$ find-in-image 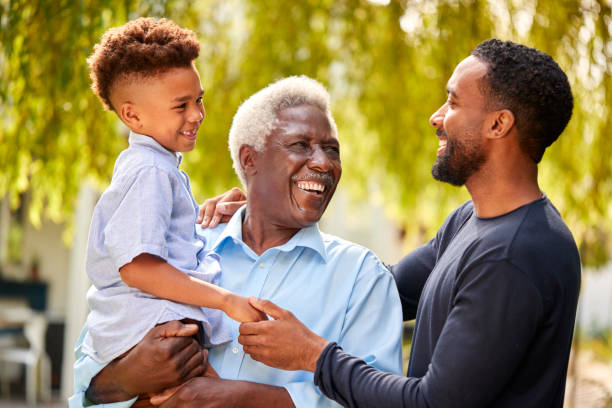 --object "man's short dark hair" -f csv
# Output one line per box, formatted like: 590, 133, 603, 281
471, 39, 573, 163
